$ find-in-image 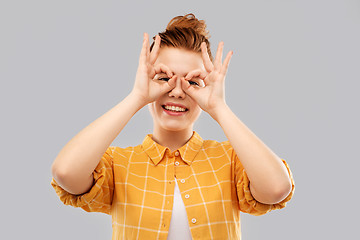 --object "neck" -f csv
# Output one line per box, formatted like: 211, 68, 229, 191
151, 127, 194, 152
